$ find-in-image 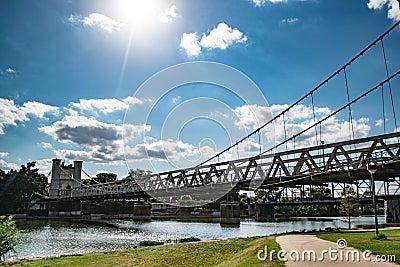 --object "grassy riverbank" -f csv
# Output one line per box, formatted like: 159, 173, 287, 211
5, 236, 283, 267
318, 229, 400, 264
